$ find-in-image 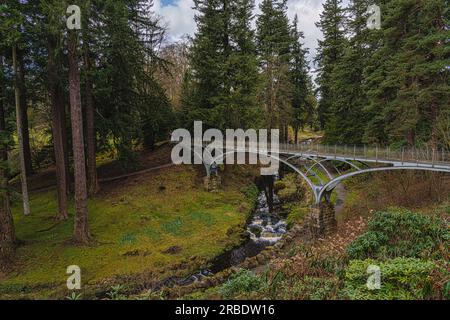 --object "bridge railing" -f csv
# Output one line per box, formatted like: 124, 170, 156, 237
192, 140, 450, 166
278, 143, 450, 166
